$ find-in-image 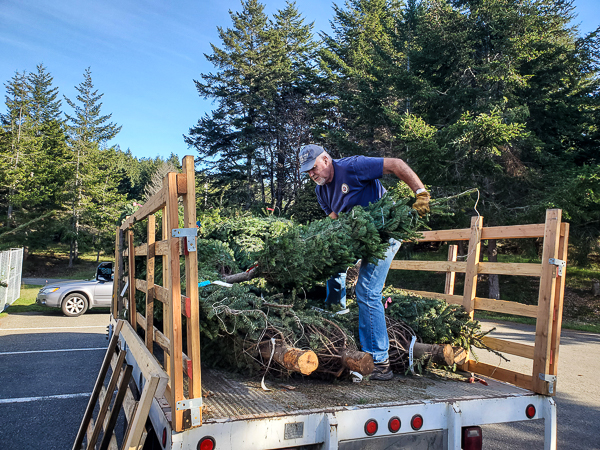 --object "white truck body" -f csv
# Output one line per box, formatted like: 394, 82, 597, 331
115, 328, 556, 450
